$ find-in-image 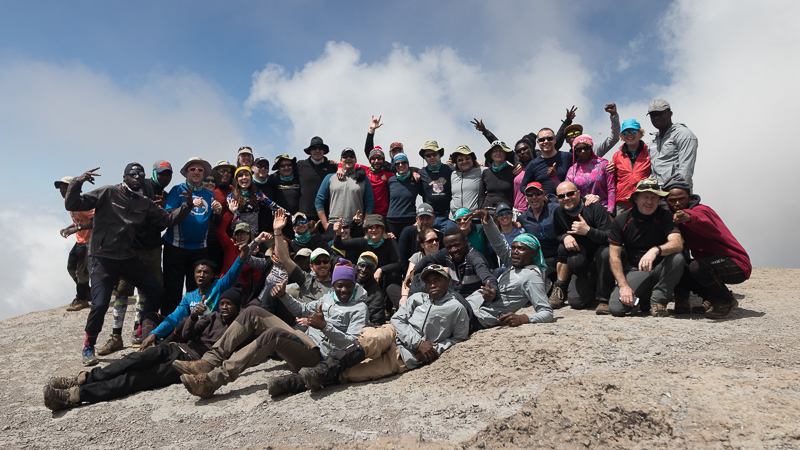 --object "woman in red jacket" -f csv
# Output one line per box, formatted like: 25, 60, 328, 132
611, 119, 651, 216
